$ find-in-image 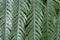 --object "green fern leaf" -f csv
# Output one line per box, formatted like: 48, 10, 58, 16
41, 0, 57, 40
0, 0, 13, 40
25, 0, 43, 40
11, 0, 27, 40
